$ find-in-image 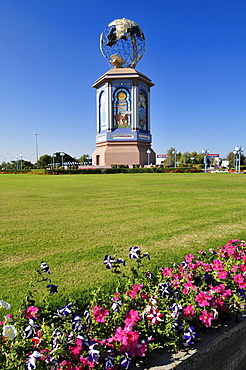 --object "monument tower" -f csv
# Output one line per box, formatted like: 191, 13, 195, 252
92, 18, 156, 167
